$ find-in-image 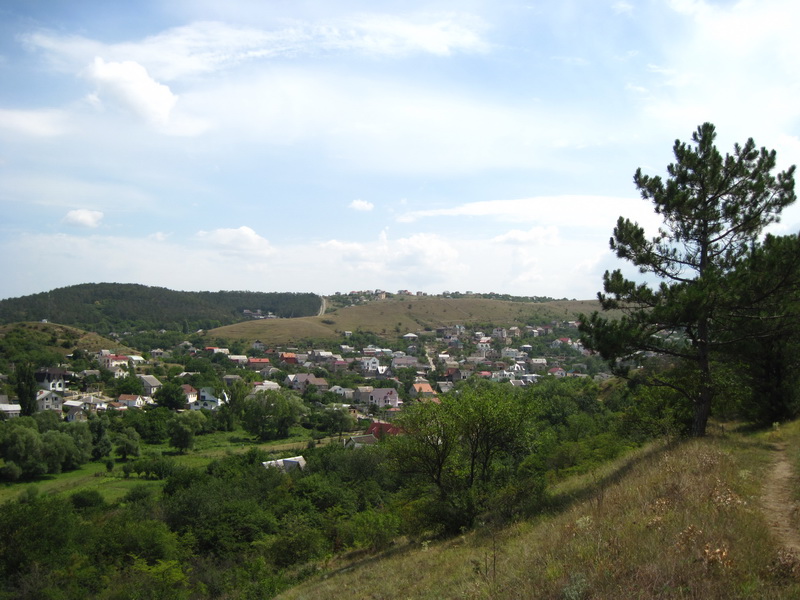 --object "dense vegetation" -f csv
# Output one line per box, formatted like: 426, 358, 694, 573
0, 284, 322, 333
0, 376, 660, 599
